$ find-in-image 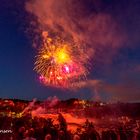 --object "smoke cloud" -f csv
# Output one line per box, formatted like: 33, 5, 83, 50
102, 81, 140, 102
25, 0, 126, 58
21, 96, 60, 116
44, 96, 60, 108
22, 98, 37, 114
